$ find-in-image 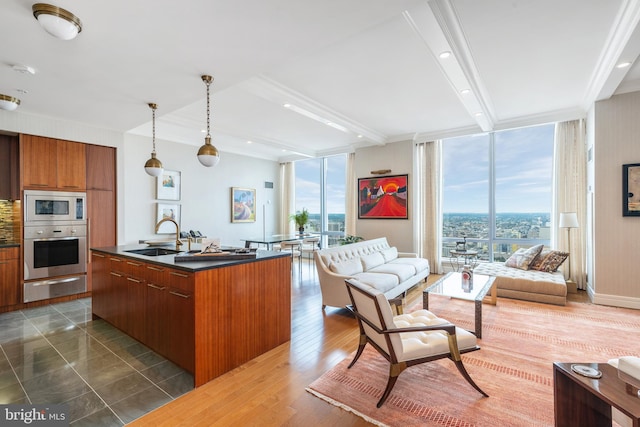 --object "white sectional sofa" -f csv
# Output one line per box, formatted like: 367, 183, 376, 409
314, 237, 430, 309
